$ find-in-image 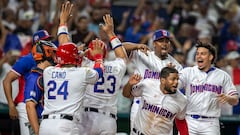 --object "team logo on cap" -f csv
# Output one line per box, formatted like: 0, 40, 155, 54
34, 35, 39, 42
162, 30, 168, 36
44, 30, 49, 36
